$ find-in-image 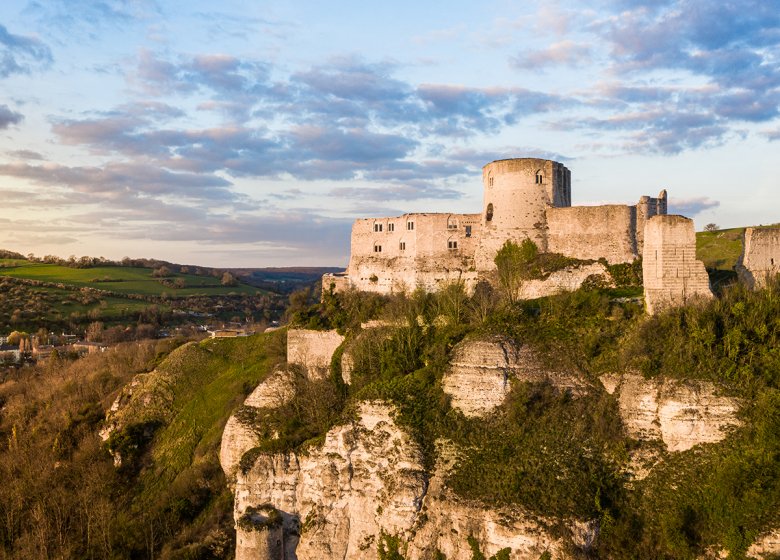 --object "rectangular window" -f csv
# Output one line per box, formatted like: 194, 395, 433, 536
448, 241, 458, 249
374, 223, 383, 232
447, 222, 457, 229
465, 225, 472, 238
399, 242, 406, 250
388, 223, 394, 232
374, 245, 382, 253
407, 221, 414, 230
